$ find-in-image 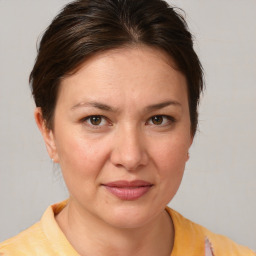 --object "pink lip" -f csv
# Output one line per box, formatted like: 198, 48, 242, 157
102, 180, 153, 200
